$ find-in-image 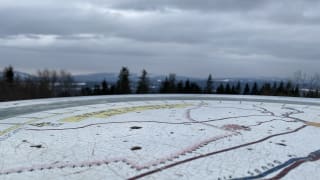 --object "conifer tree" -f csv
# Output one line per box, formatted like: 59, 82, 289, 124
136, 69, 150, 94
261, 83, 272, 95
293, 85, 300, 97
276, 81, 284, 96
177, 80, 184, 93
168, 74, 177, 93
216, 84, 225, 94
205, 74, 213, 94
285, 81, 293, 96
231, 85, 236, 94
251, 82, 259, 95
271, 82, 278, 95
101, 79, 109, 95
3, 66, 14, 83
160, 78, 170, 93
190, 82, 202, 94
116, 67, 131, 94
184, 80, 191, 93
244, 83, 250, 95
235, 81, 241, 94
93, 85, 101, 95
225, 83, 231, 94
